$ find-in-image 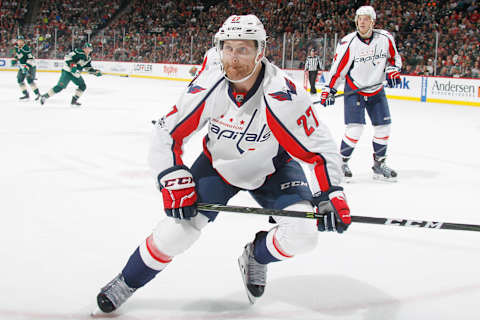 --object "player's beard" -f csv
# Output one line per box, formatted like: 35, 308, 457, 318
223, 61, 255, 81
